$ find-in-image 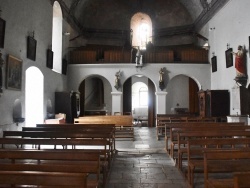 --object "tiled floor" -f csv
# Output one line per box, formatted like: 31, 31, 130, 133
106, 127, 188, 188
